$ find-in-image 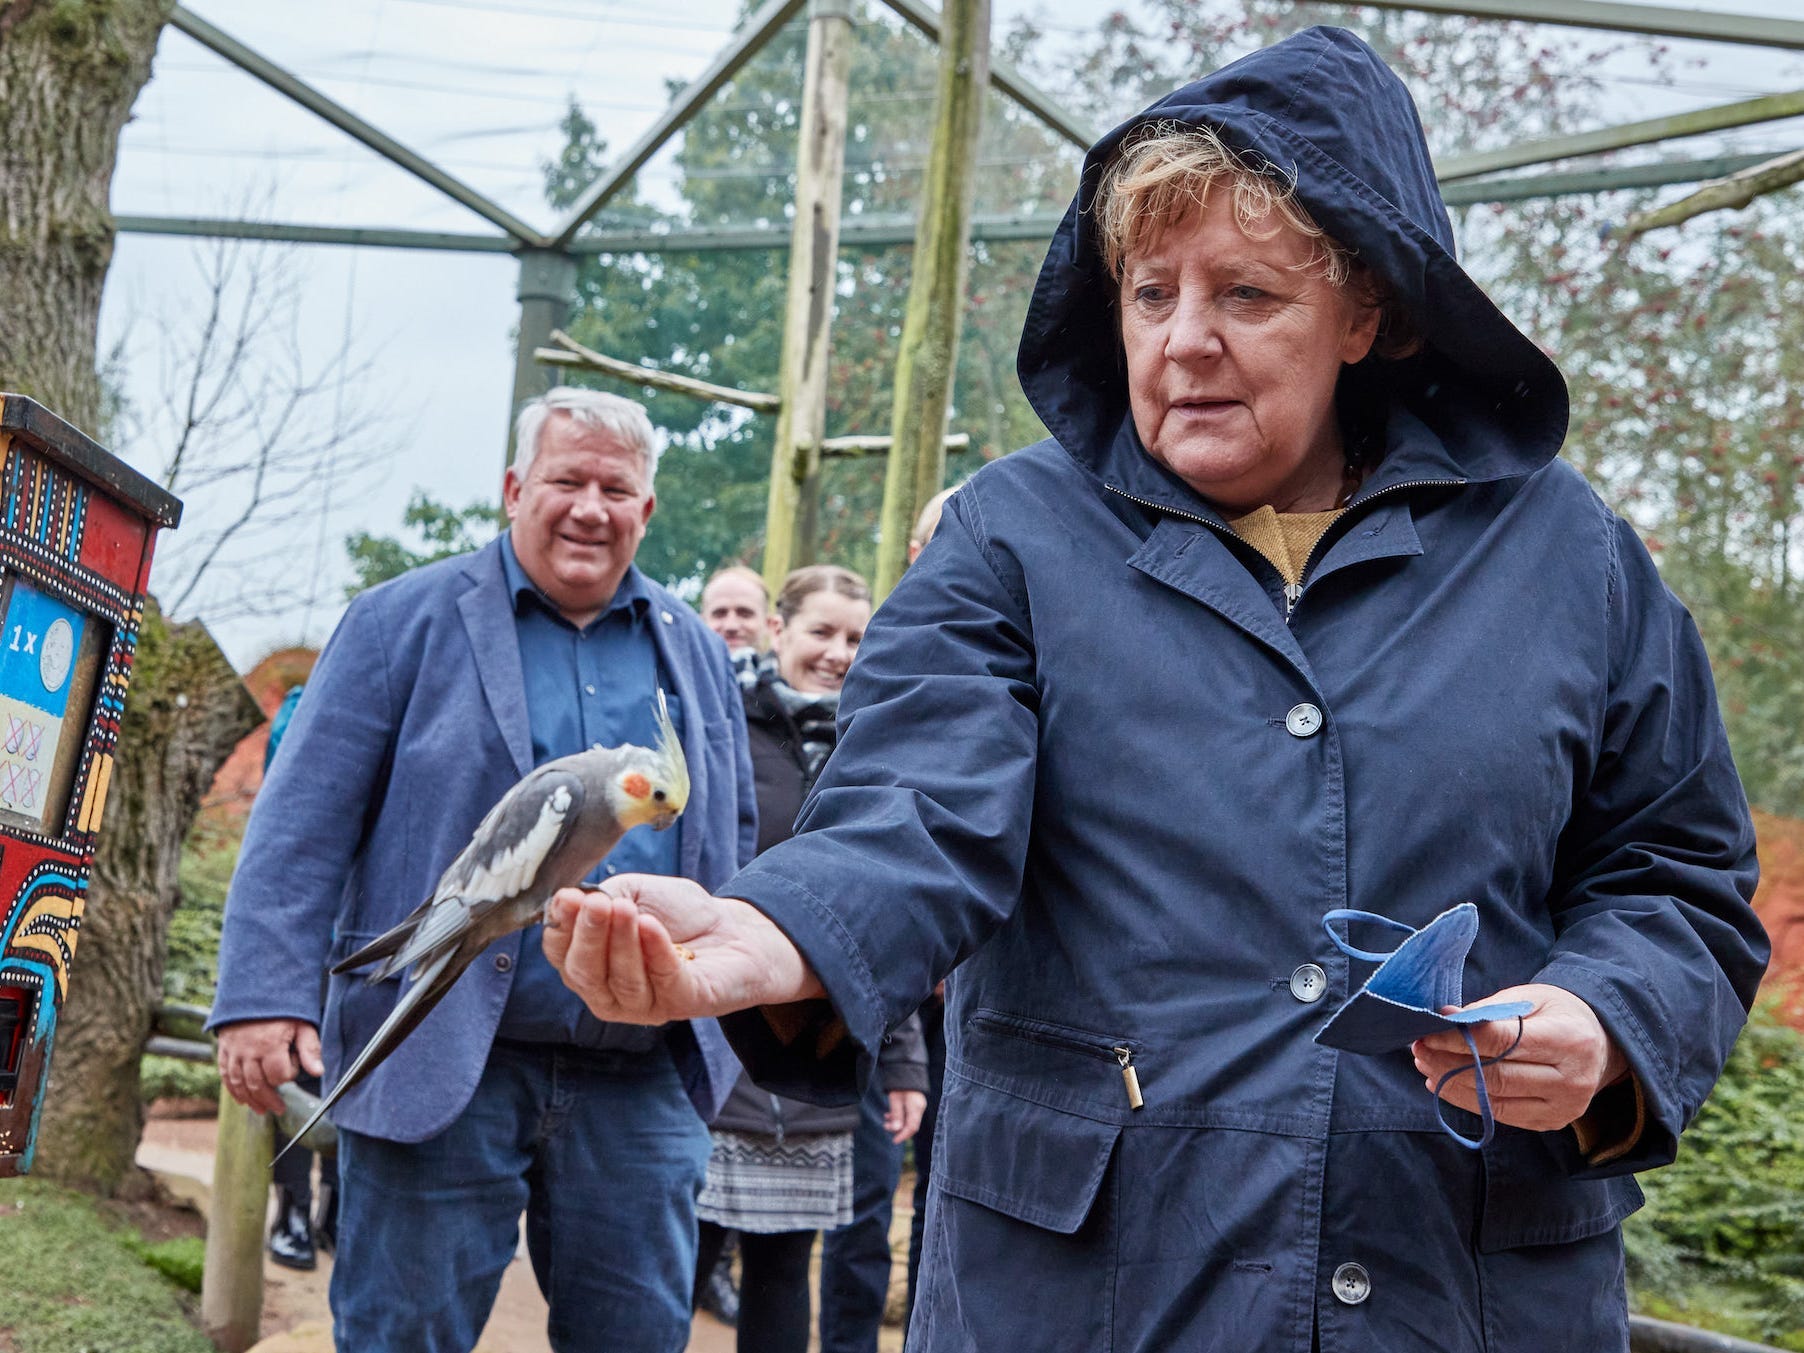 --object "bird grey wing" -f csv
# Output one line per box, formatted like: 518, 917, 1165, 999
439, 766, 586, 905
367, 769, 587, 981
